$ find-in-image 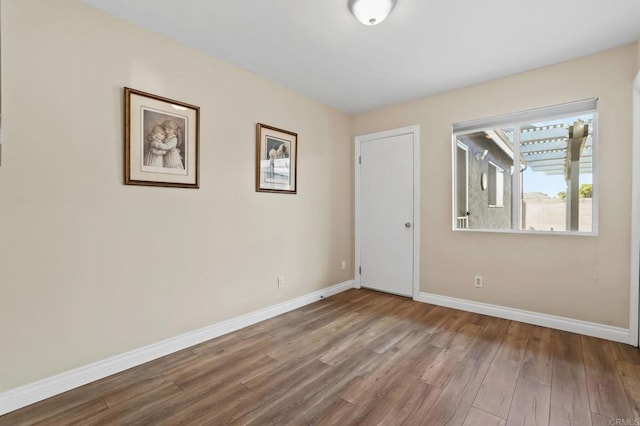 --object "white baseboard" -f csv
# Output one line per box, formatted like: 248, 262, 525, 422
0, 280, 355, 416
416, 291, 632, 345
